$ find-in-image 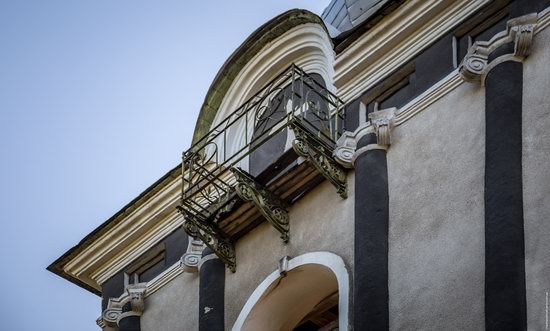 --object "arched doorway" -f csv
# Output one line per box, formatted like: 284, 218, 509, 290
233, 252, 349, 331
